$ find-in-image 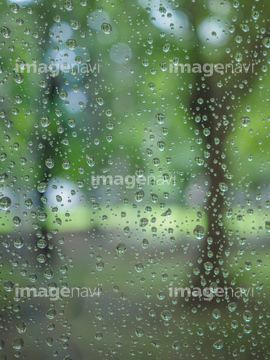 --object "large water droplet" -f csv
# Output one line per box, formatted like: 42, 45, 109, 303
101, 23, 112, 34
1, 26, 11, 38
86, 155, 95, 167
0, 196, 12, 210
16, 321, 26, 334
240, 115, 250, 127
193, 225, 205, 240
13, 72, 24, 84
228, 302, 237, 312
213, 339, 224, 350
219, 182, 228, 192
66, 38, 77, 50
14, 236, 24, 249
116, 243, 127, 255
40, 115, 50, 127
135, 262, 144, 272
